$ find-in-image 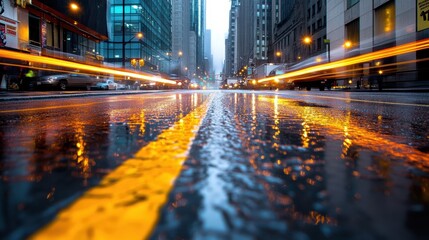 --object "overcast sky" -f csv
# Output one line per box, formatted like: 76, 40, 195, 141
206, 0, 230, 74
